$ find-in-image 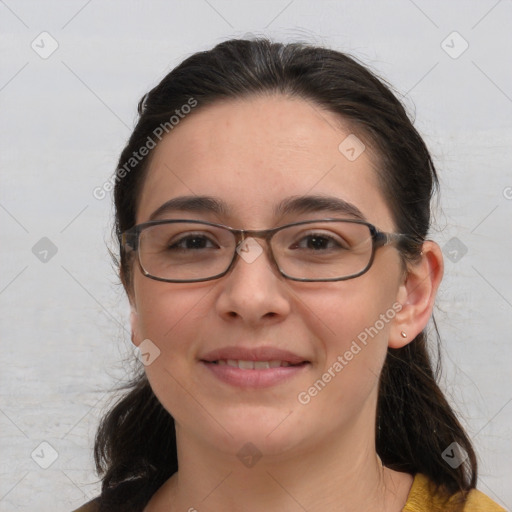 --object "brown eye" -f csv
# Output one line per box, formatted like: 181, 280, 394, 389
291, 232, 348, 251
169, 234, 218, 250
